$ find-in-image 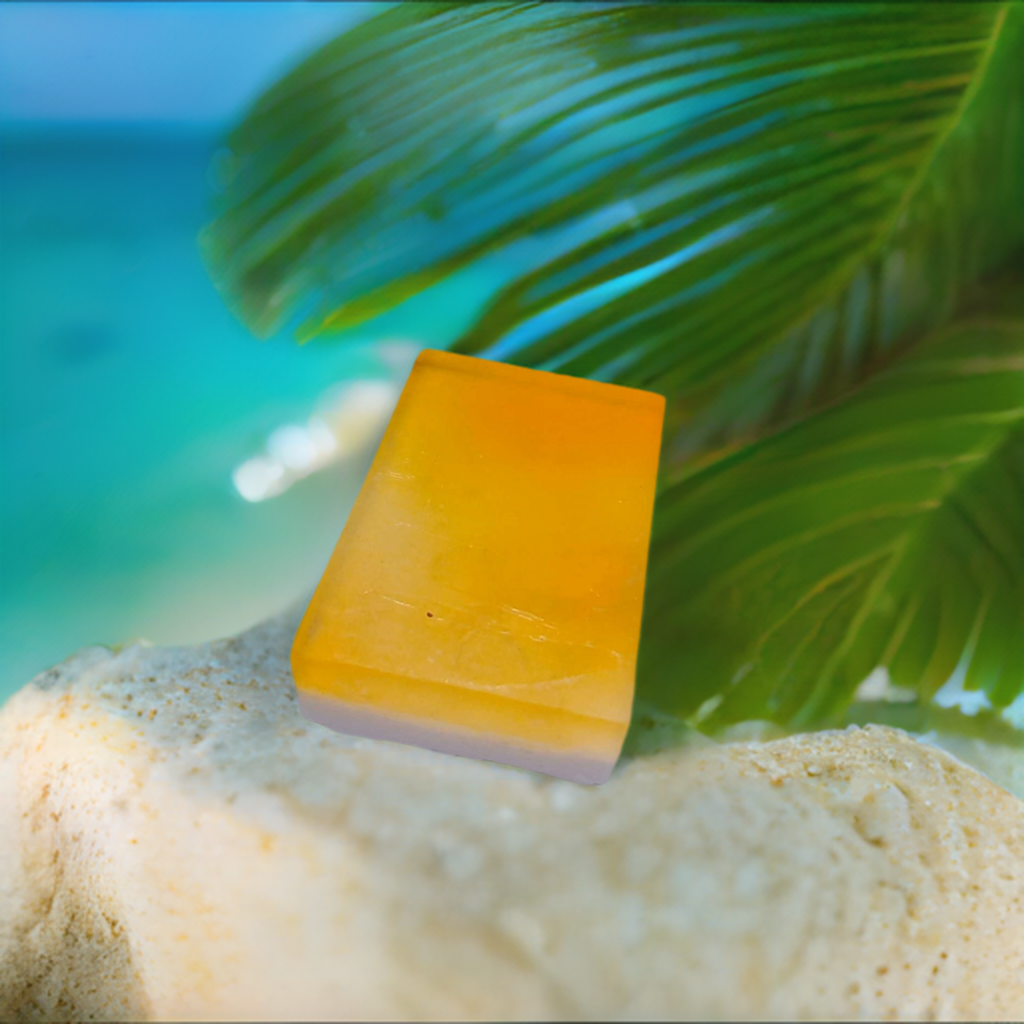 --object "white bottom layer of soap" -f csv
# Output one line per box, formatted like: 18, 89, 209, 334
297, 689, 616, 785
